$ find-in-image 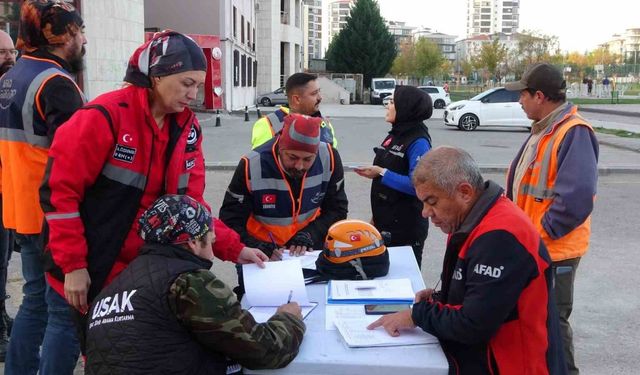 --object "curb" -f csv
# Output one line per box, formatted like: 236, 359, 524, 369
579, 106, 640, 118
204, 163, 640, 175
598, 139, 640, 154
